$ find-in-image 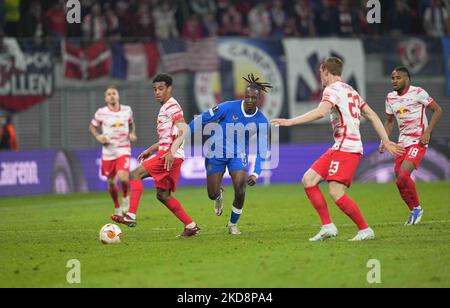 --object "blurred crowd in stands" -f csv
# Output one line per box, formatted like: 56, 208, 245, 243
0, 0, 449, 45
